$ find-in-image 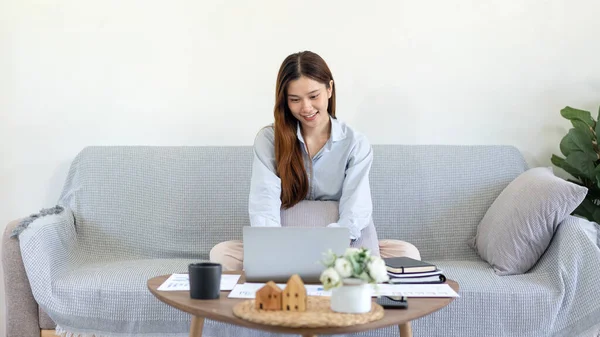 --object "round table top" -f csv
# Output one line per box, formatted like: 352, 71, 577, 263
147, 272, 459, 335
